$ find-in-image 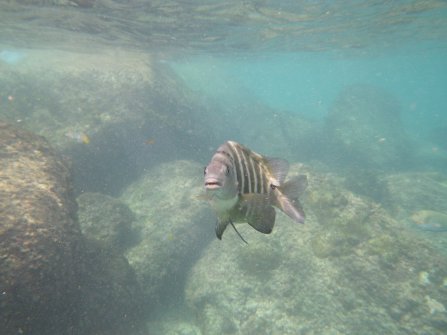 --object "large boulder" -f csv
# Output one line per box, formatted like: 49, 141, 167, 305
381, 171, 447, 251
0, 122, 82, 334
76, 240, 146, 335
0, 122, 146, 335
382, 172, 447, 215
324, 84, 413, 169
0, 48, 213, 196
185, 165, 447, 335
121, 160, 215, 307
77, 192, 139, 251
